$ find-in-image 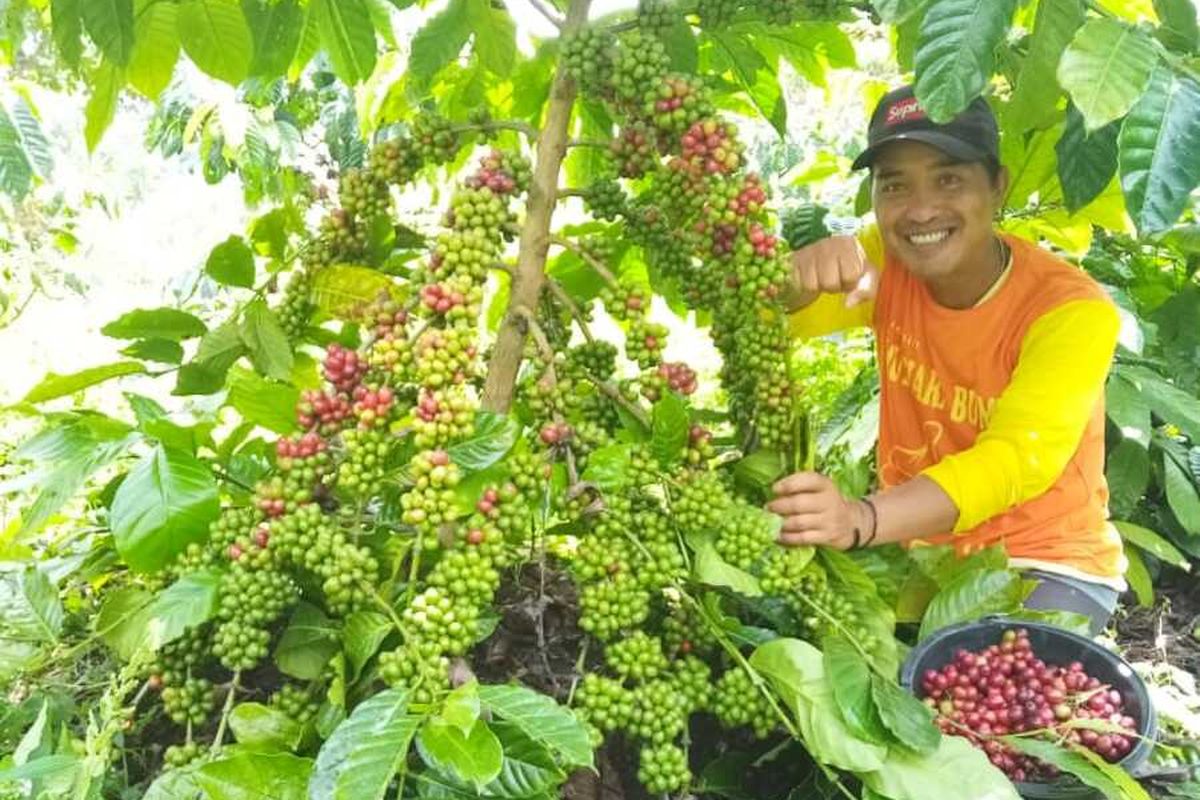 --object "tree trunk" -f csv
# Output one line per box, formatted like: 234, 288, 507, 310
480, 0, 592, 413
